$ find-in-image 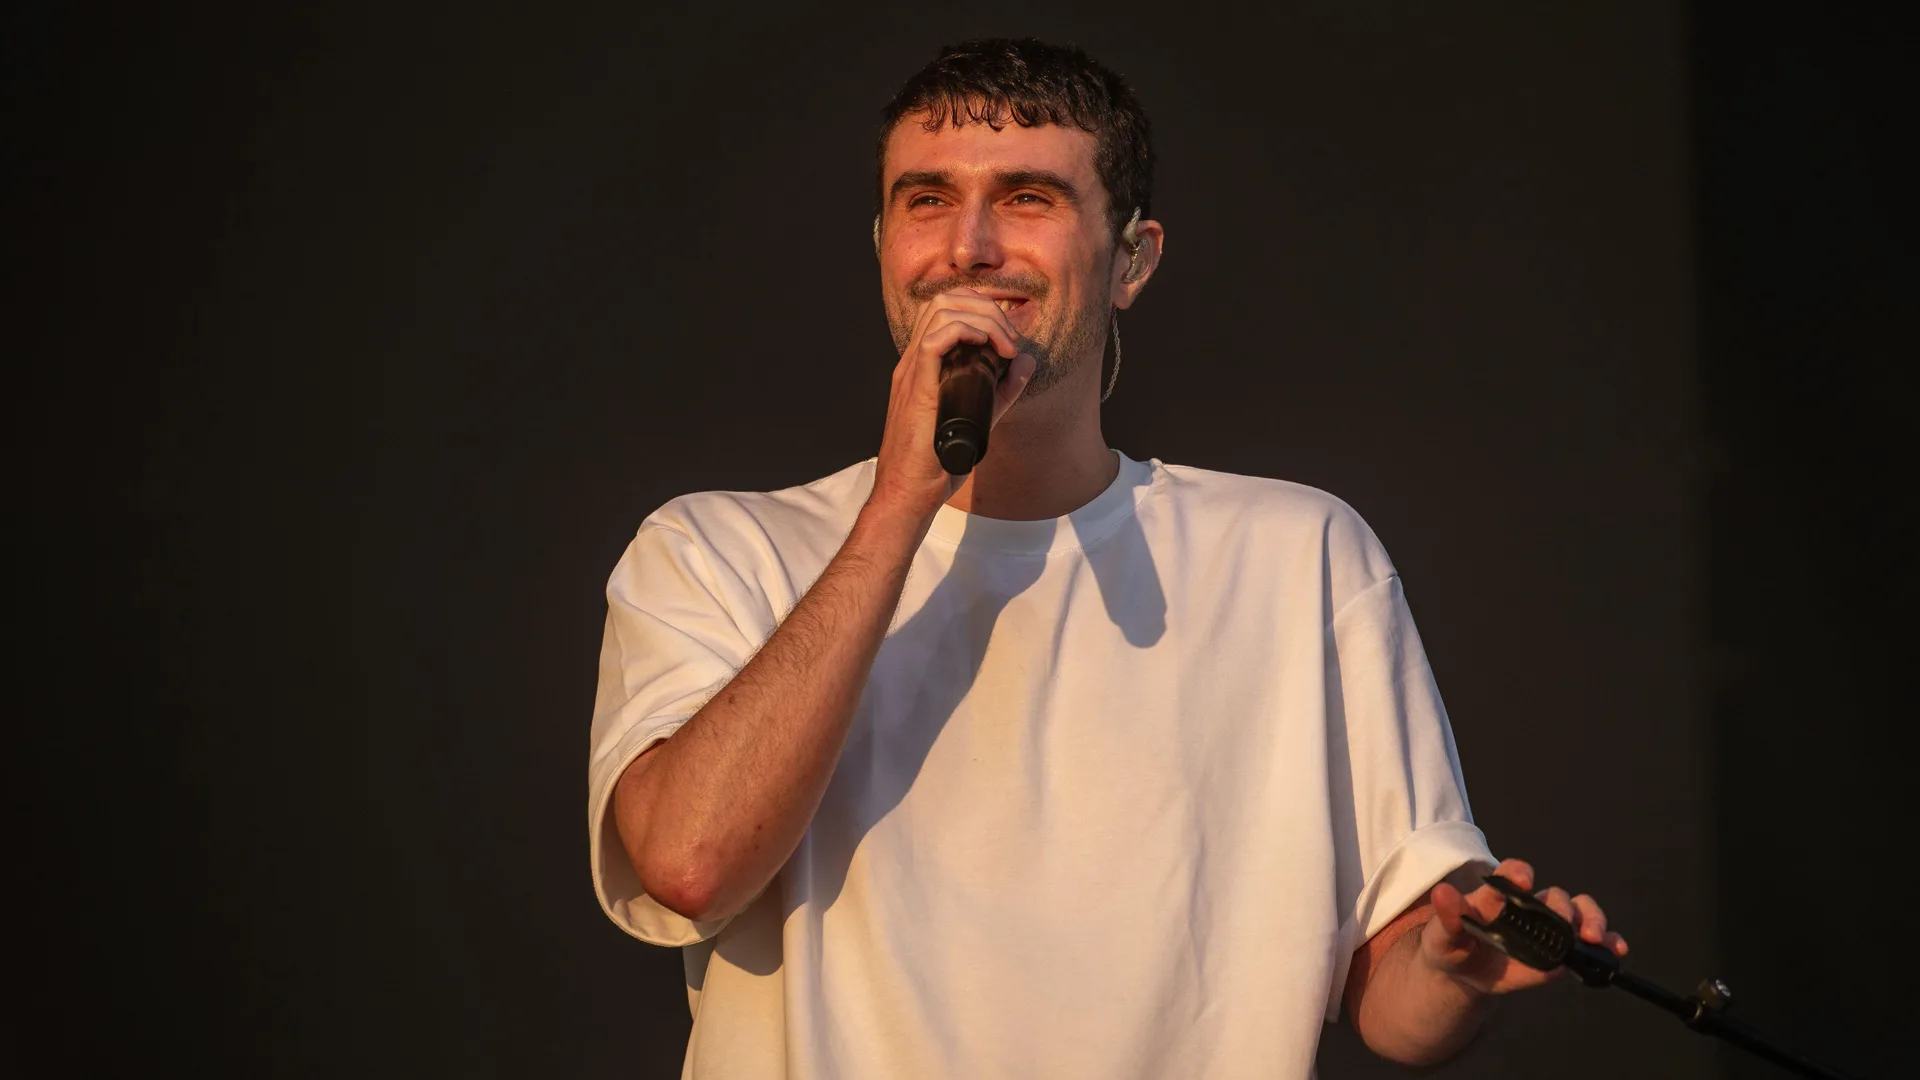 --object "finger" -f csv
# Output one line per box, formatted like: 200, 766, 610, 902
922, 291, 1023, 355
1571, 894, 1608, 943
901, 293, 1011, 359
1459, 879, 1507, 925
938, 286, 1024, 323
989, 353, 1037, 425
1603, 931, 1629, 956
1494, 858, 1534, 893
1429, 881, 1467, 937
910, 322, 993, 386
917, 314, 1018, 370
1537, 886, 1575, 926
921, 307, 1021, 360
1465, 862, 1528, 922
